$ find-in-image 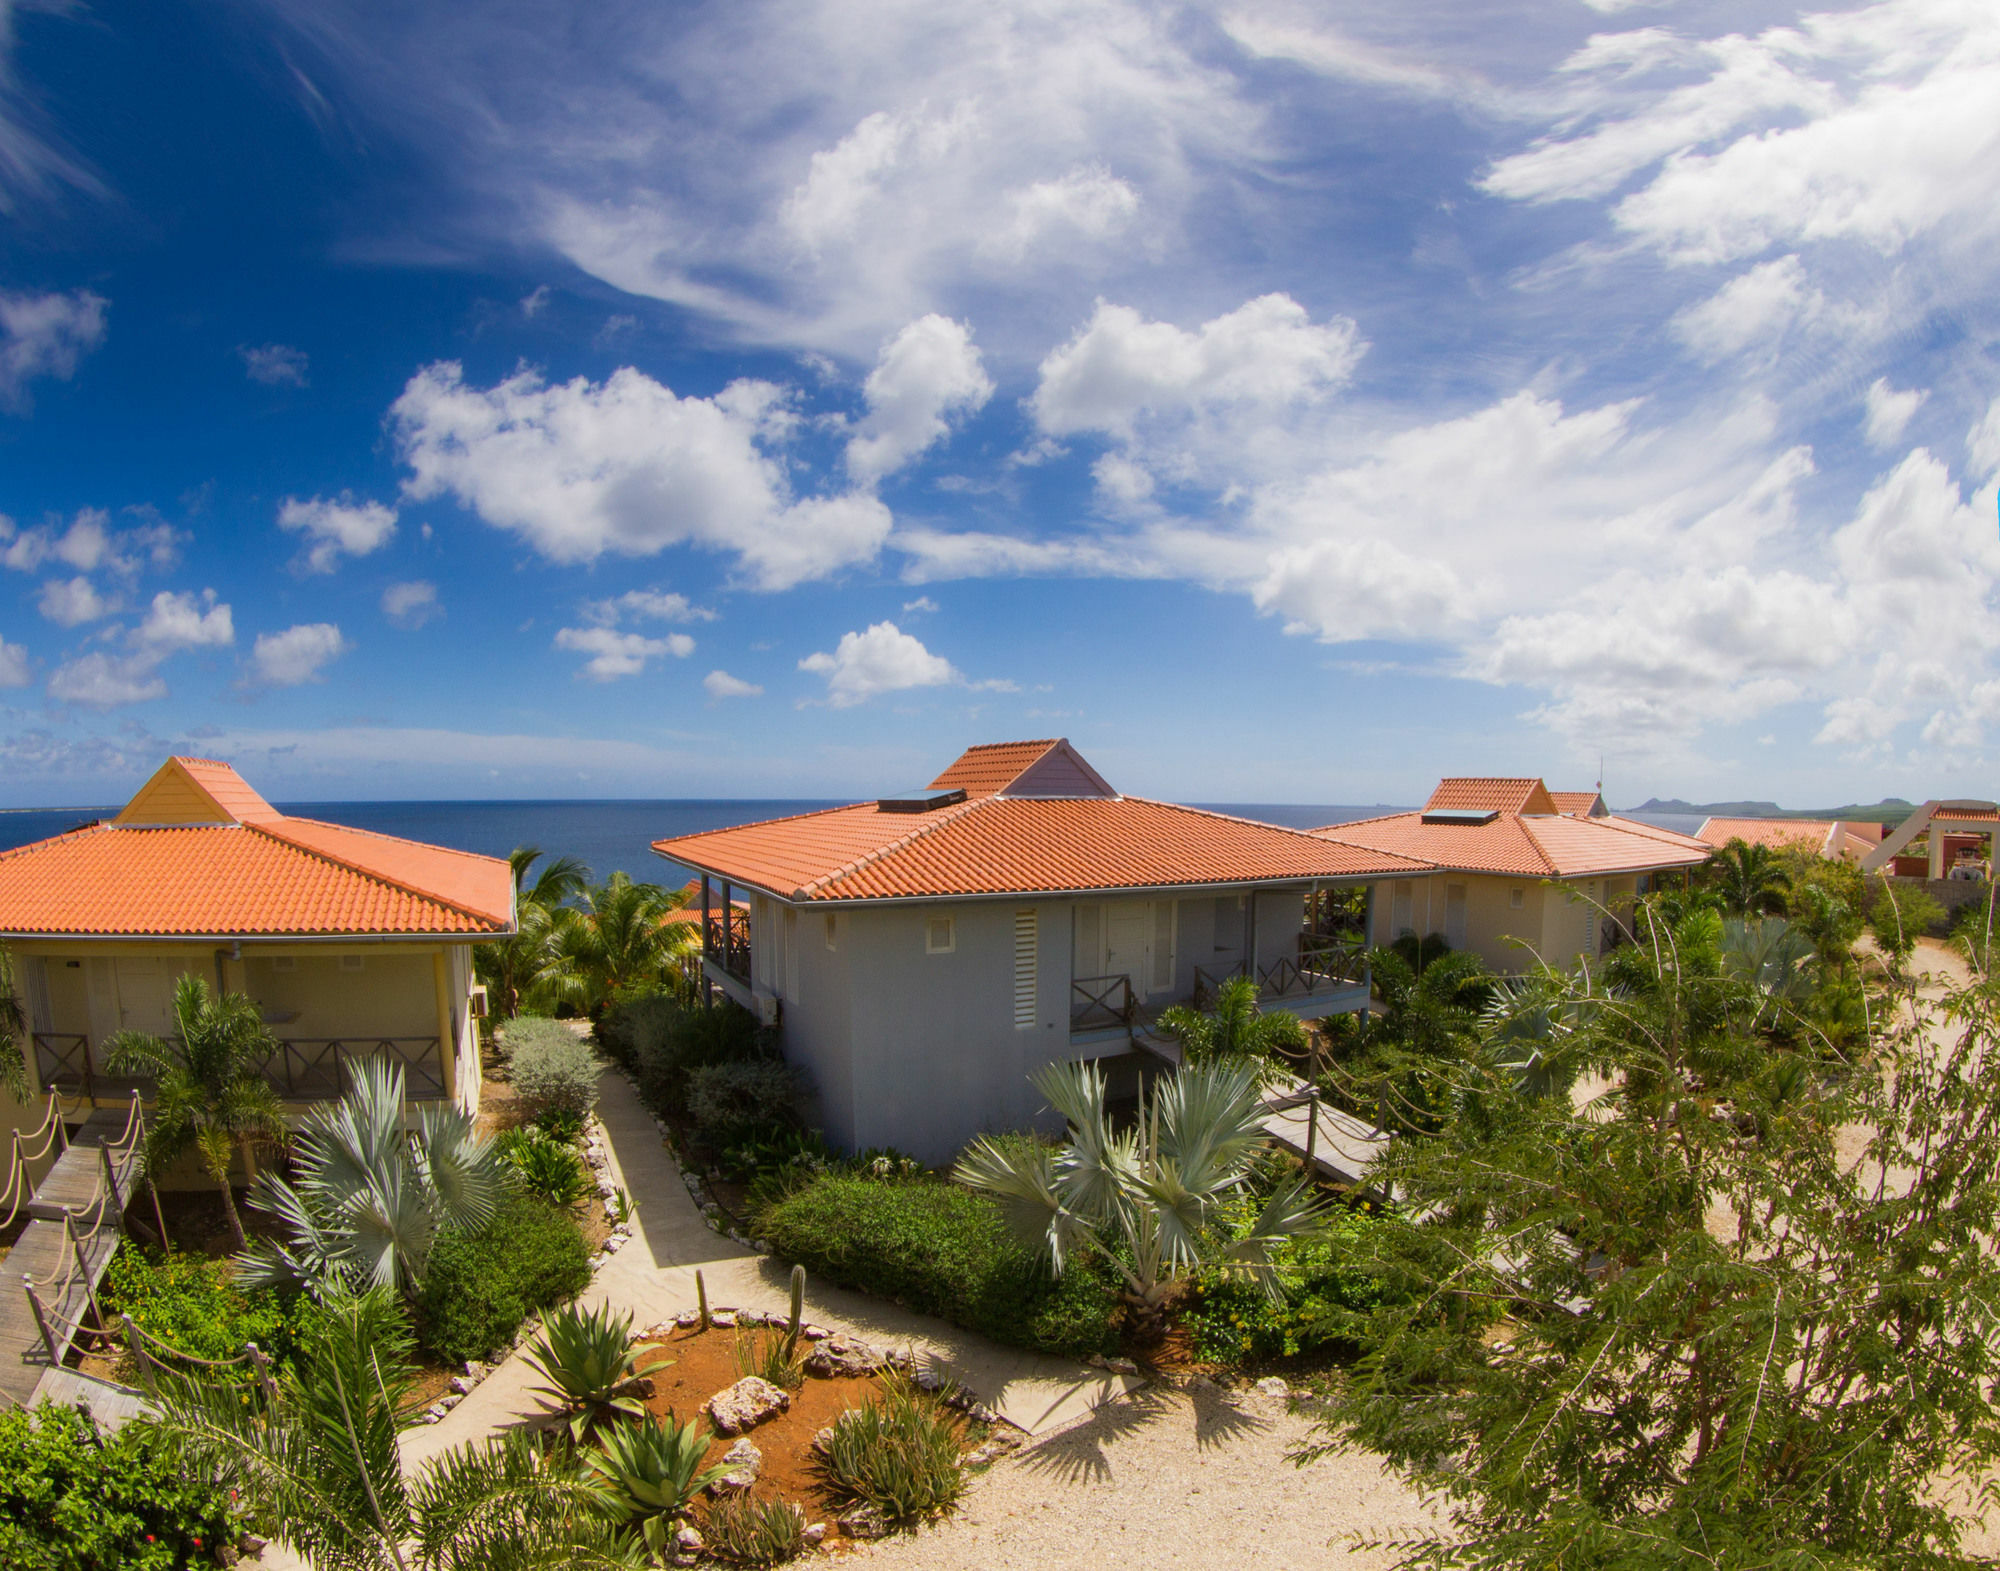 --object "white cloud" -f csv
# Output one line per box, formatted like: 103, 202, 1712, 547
0, 508, 176, 577
47, 653, 166, 709
135, 590, 235, 657
554, 625, 695, 680
0, 640, 28, 688
1971, 396, 2000, 482
989, 165, 1141, 261
798, 620, 966, 706
37, 576, 118, 626
580, 588, 713, 626
249, 623, 348, 687
381, 580, 441, 629
391, 361, 892, 590
239, 343, 309, 386
0, 289, 107, 410
1671, 256, 1821, 364
704, 669, 764, 699
278, 494, 398, 572
845, 315, 993, 483
901, 595, 939, 615
1863, 379, 1928, 450
521, 285, 551, 318
1030, 295, 1362, 443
